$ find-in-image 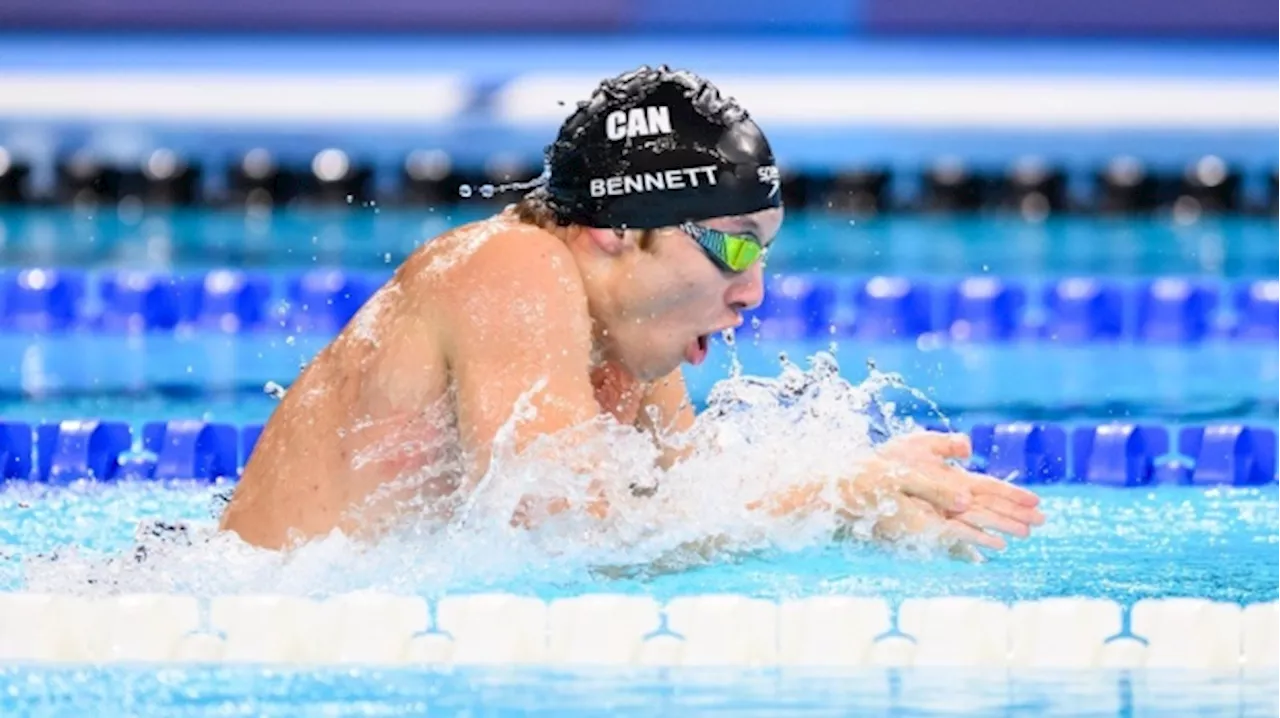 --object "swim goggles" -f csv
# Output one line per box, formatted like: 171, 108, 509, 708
680, 221, 766, 273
